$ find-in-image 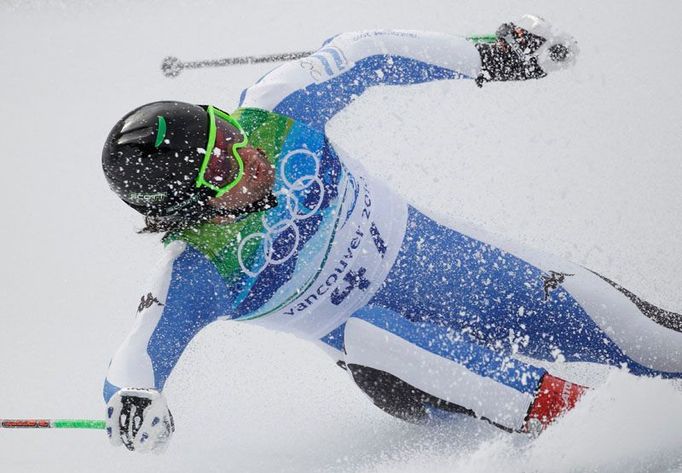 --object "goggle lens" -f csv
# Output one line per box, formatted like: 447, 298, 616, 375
195, 105, 247, 197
